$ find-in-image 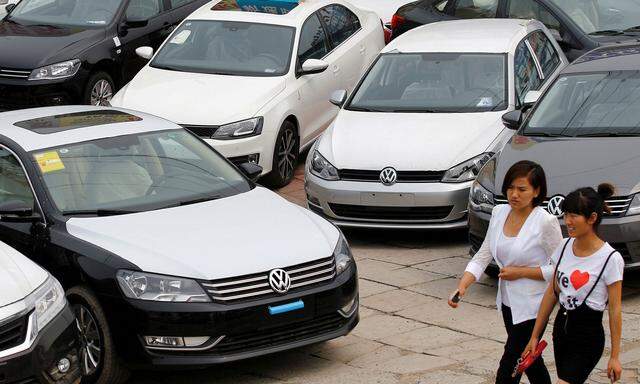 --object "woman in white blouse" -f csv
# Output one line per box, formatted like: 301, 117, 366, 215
448, 161, 563, 384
